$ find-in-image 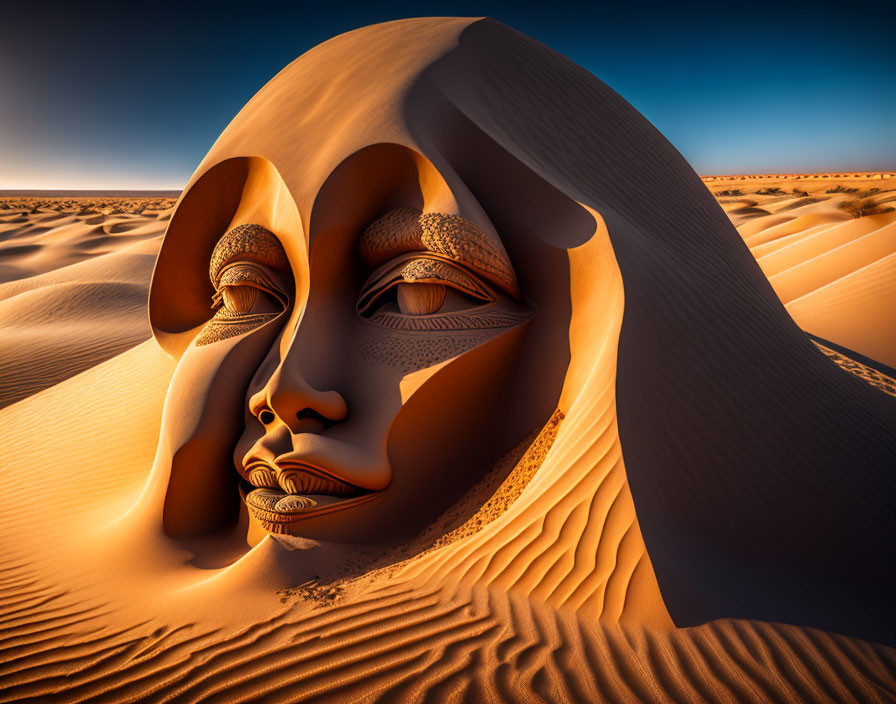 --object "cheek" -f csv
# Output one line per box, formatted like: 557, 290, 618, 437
356, 329, 493, 373
157, 321, 284, 537
382, 325, 530, 497
161, 322, 283, 448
